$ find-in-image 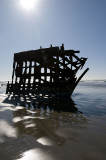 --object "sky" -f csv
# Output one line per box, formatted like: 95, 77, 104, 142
0, 0, 106, 81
